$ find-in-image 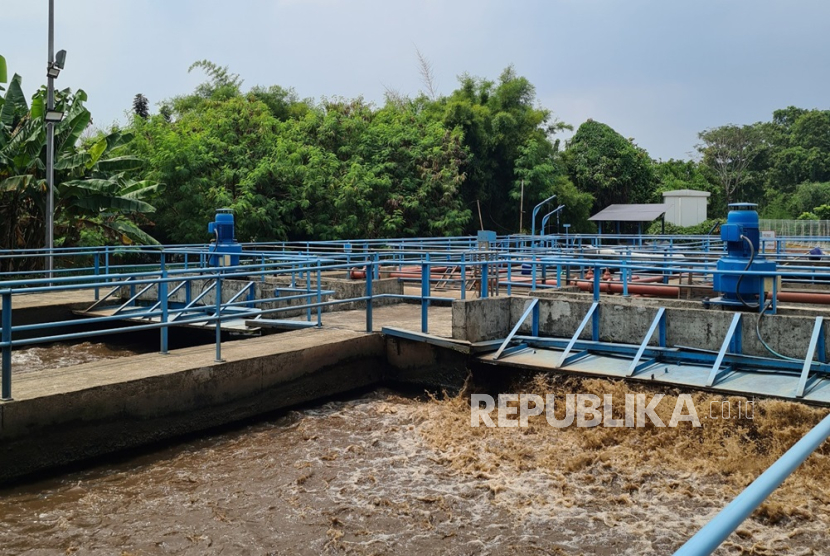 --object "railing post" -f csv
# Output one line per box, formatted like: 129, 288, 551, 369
316, 259, 322, 327
460, 253, 467, 300
506, 255, 512, 296
215, 275, 224, 362
2, 292, 12, 400
622, 264, 629, 297
481, 259, 489, 299
247, 282, 256, 309
421, 256, 430, 333
94, 252, 100, 300
532, 299, 540, 336
531, 255, 537, 291
366, 255, 373, 333
104, 245, 110, 280
160, 253, 168, 354
306, 264, 312, 322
